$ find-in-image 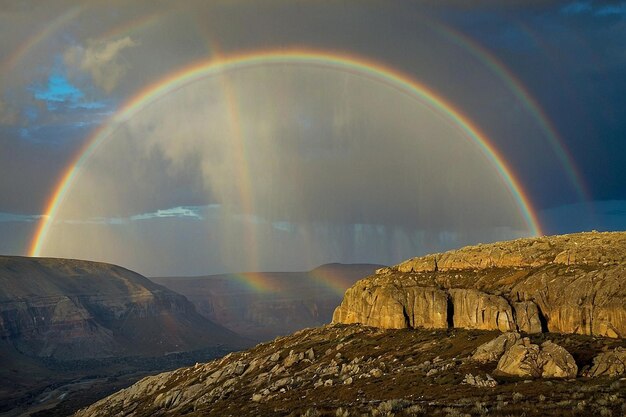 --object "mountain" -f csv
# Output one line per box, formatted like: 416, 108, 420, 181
0, 256, 249, 415
0, 256, 246, 360
151, 263, 383, 341
74, 232, 626, 417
